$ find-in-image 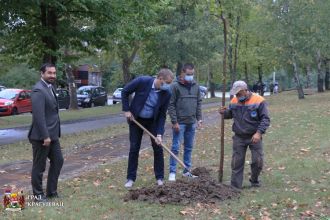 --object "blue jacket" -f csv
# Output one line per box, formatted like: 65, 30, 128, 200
121, 76, 171, 135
